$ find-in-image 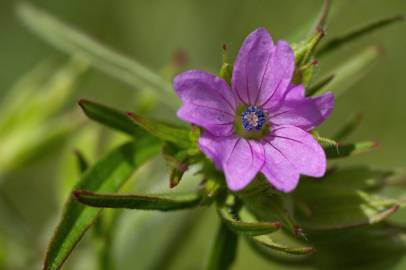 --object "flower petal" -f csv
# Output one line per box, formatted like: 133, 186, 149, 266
261, 143, 300, 192
174, 70, 237, 136
198, 132, 264, 191
258, 41, 295, 109
264, 125, 326, 178
232, 27, 274, 105
269, 85, 334, 131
